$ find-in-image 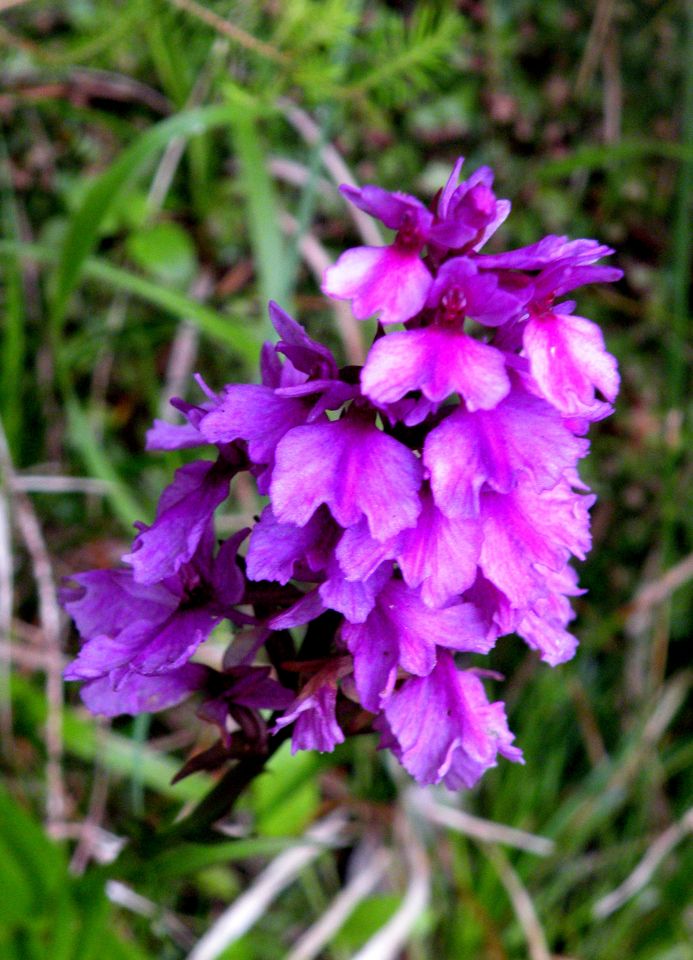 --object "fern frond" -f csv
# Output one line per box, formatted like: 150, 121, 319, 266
345, 7, 466, 106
